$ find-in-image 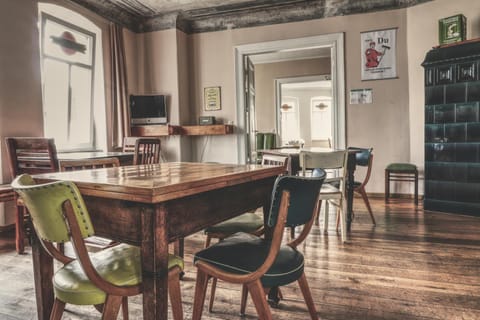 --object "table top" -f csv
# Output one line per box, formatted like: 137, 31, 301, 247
57, 151, 133, 160
260, 147, 336, 155
33, 162, 284, 203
